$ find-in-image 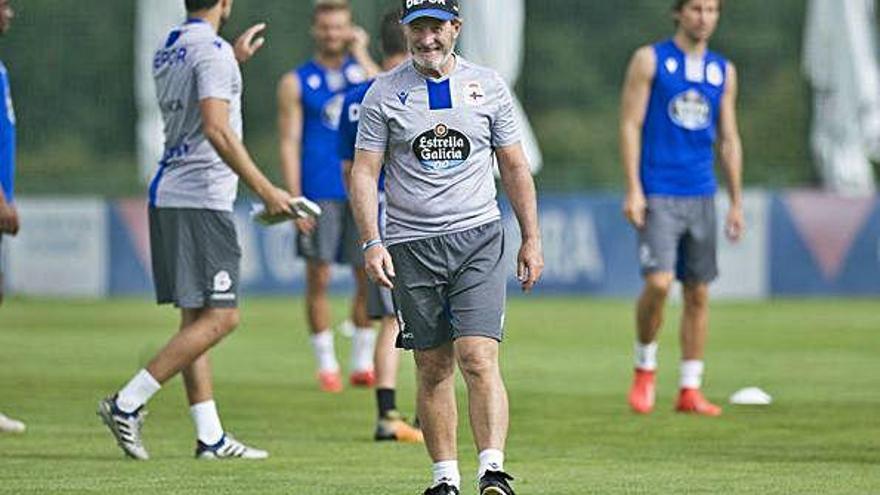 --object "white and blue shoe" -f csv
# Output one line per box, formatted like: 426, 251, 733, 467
0, 412, 26, 434
195, 433, 269, 460
97, 396, 149, 460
